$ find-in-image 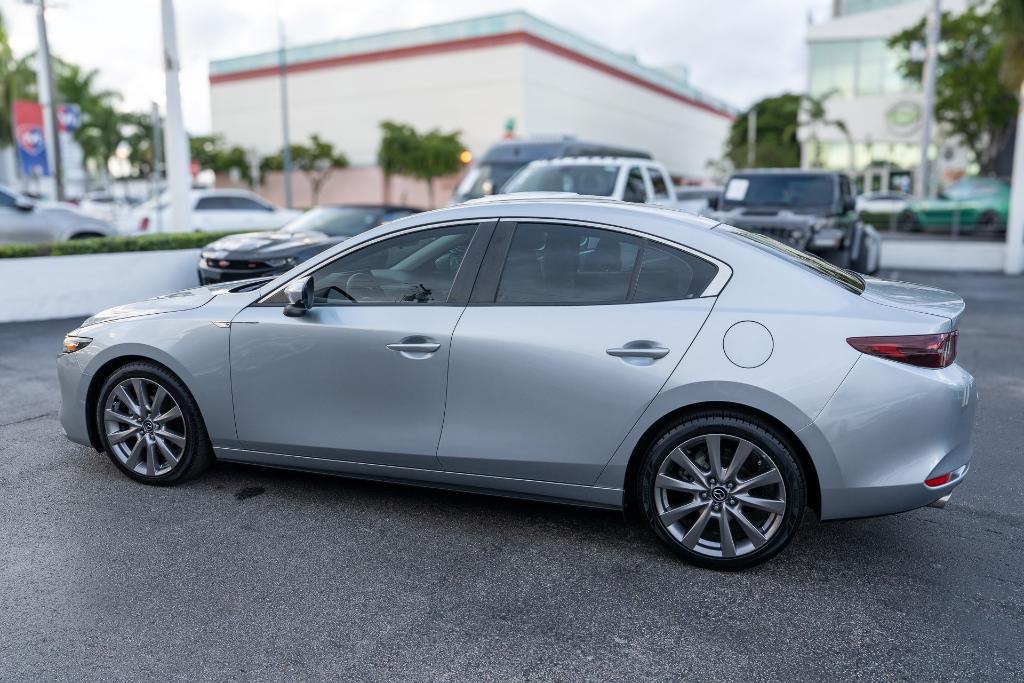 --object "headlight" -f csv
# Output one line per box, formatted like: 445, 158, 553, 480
62, 335, 92, 354
265, 256, 298, 268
